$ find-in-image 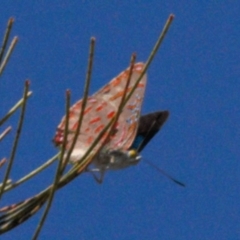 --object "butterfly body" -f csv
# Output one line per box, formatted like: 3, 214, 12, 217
92, 149, 141, 171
